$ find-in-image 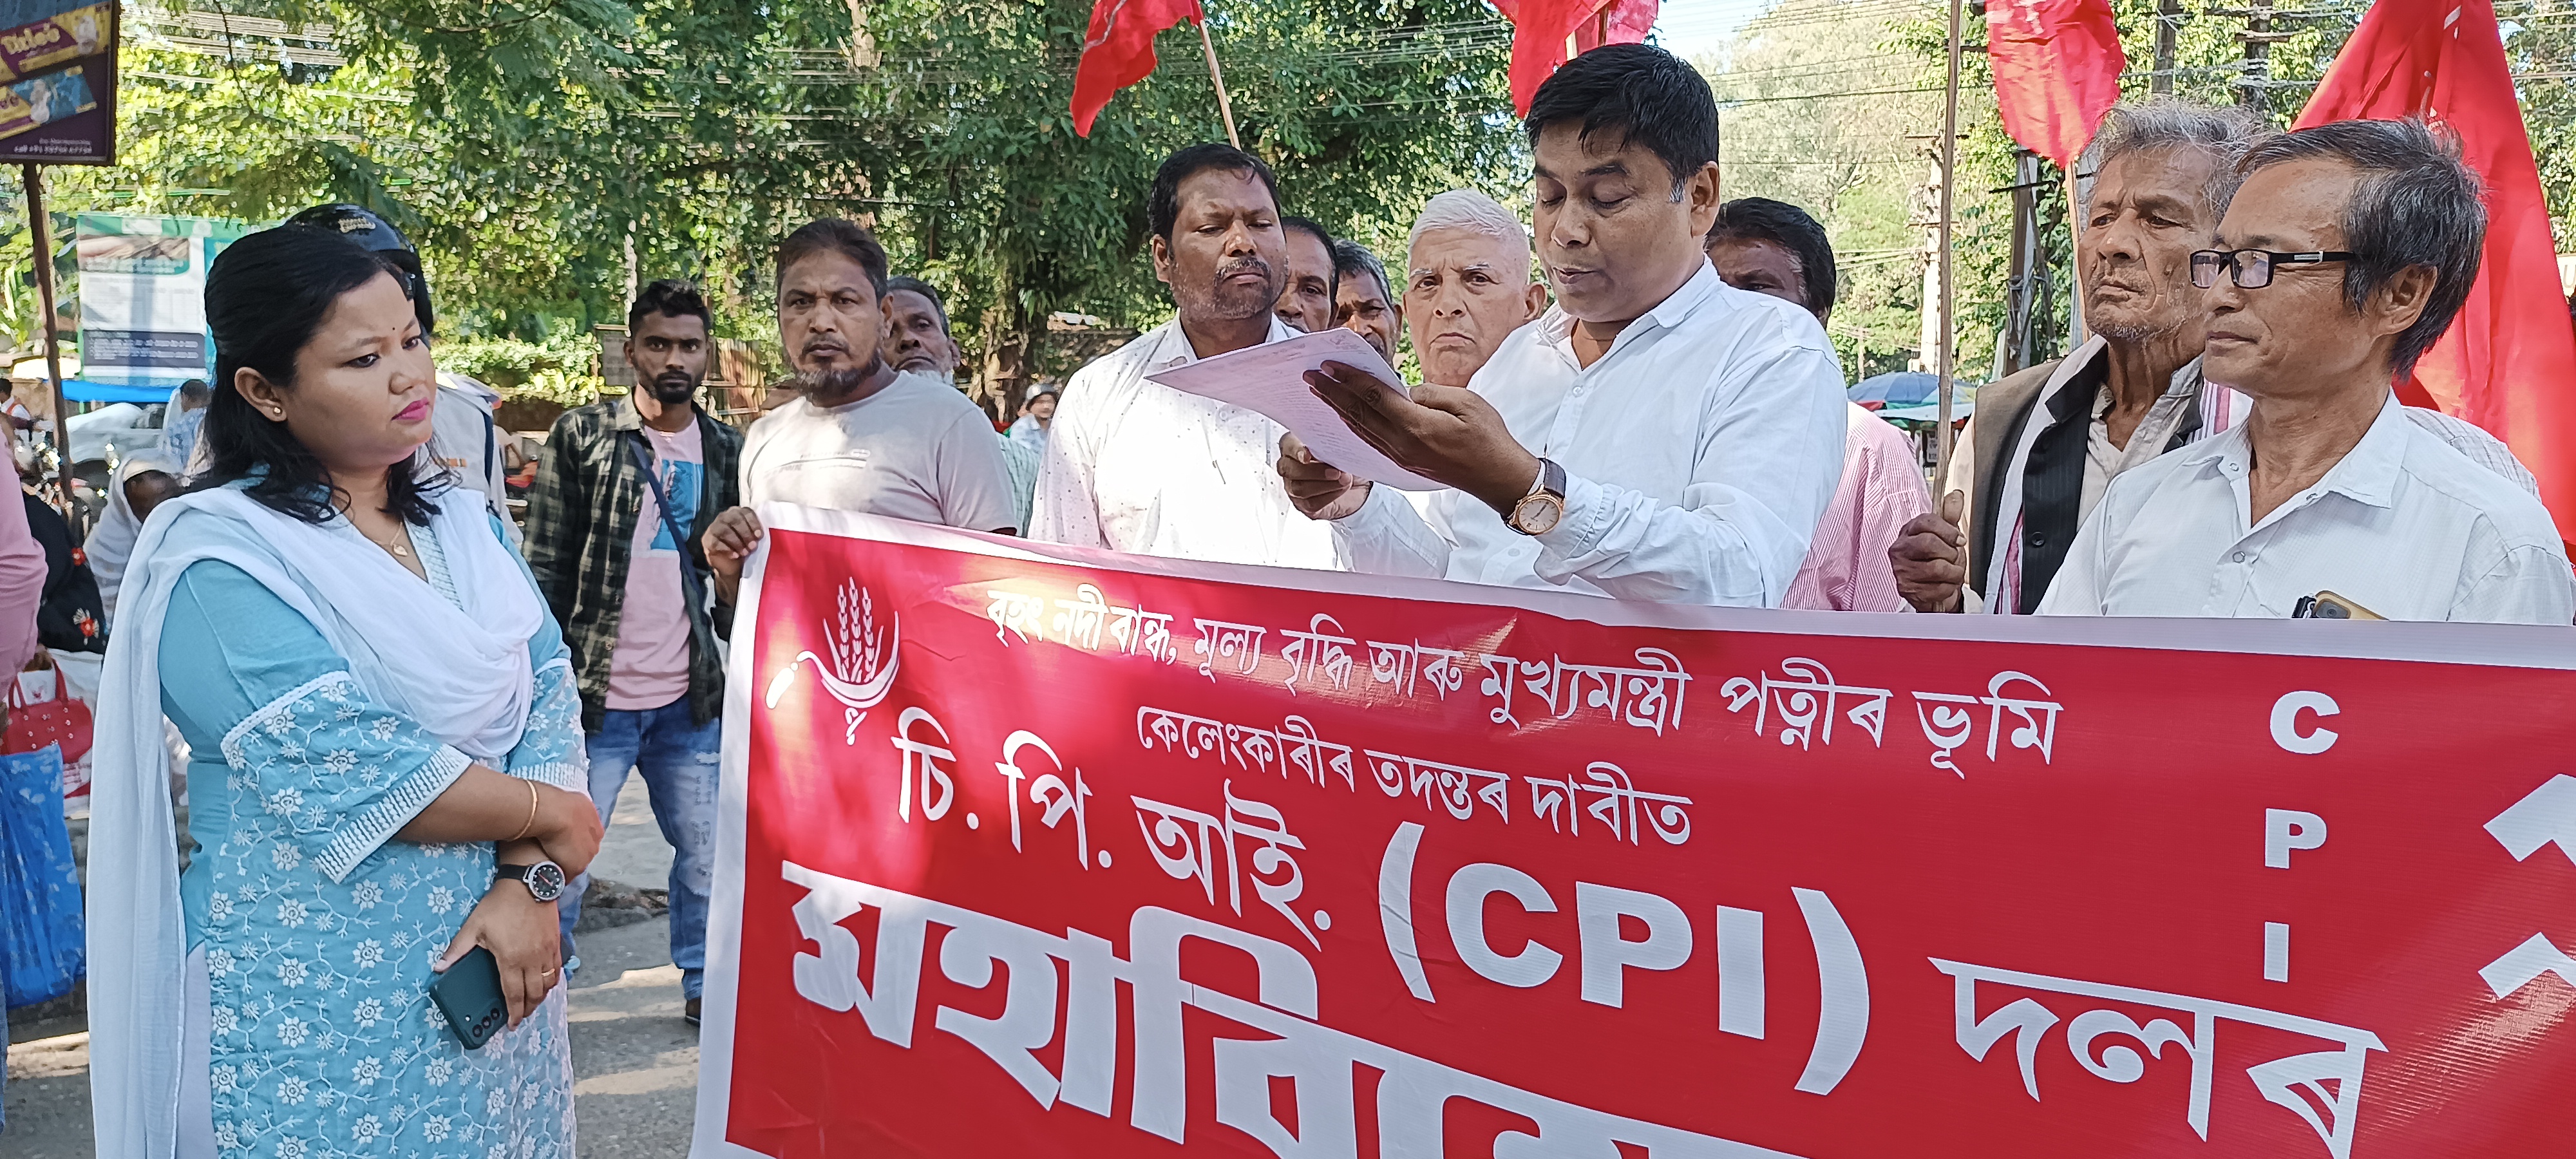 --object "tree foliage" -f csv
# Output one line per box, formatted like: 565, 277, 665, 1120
13, 0, 1521, 411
